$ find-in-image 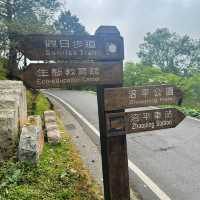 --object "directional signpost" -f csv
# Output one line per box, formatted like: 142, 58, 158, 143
17, 25, 186, 200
